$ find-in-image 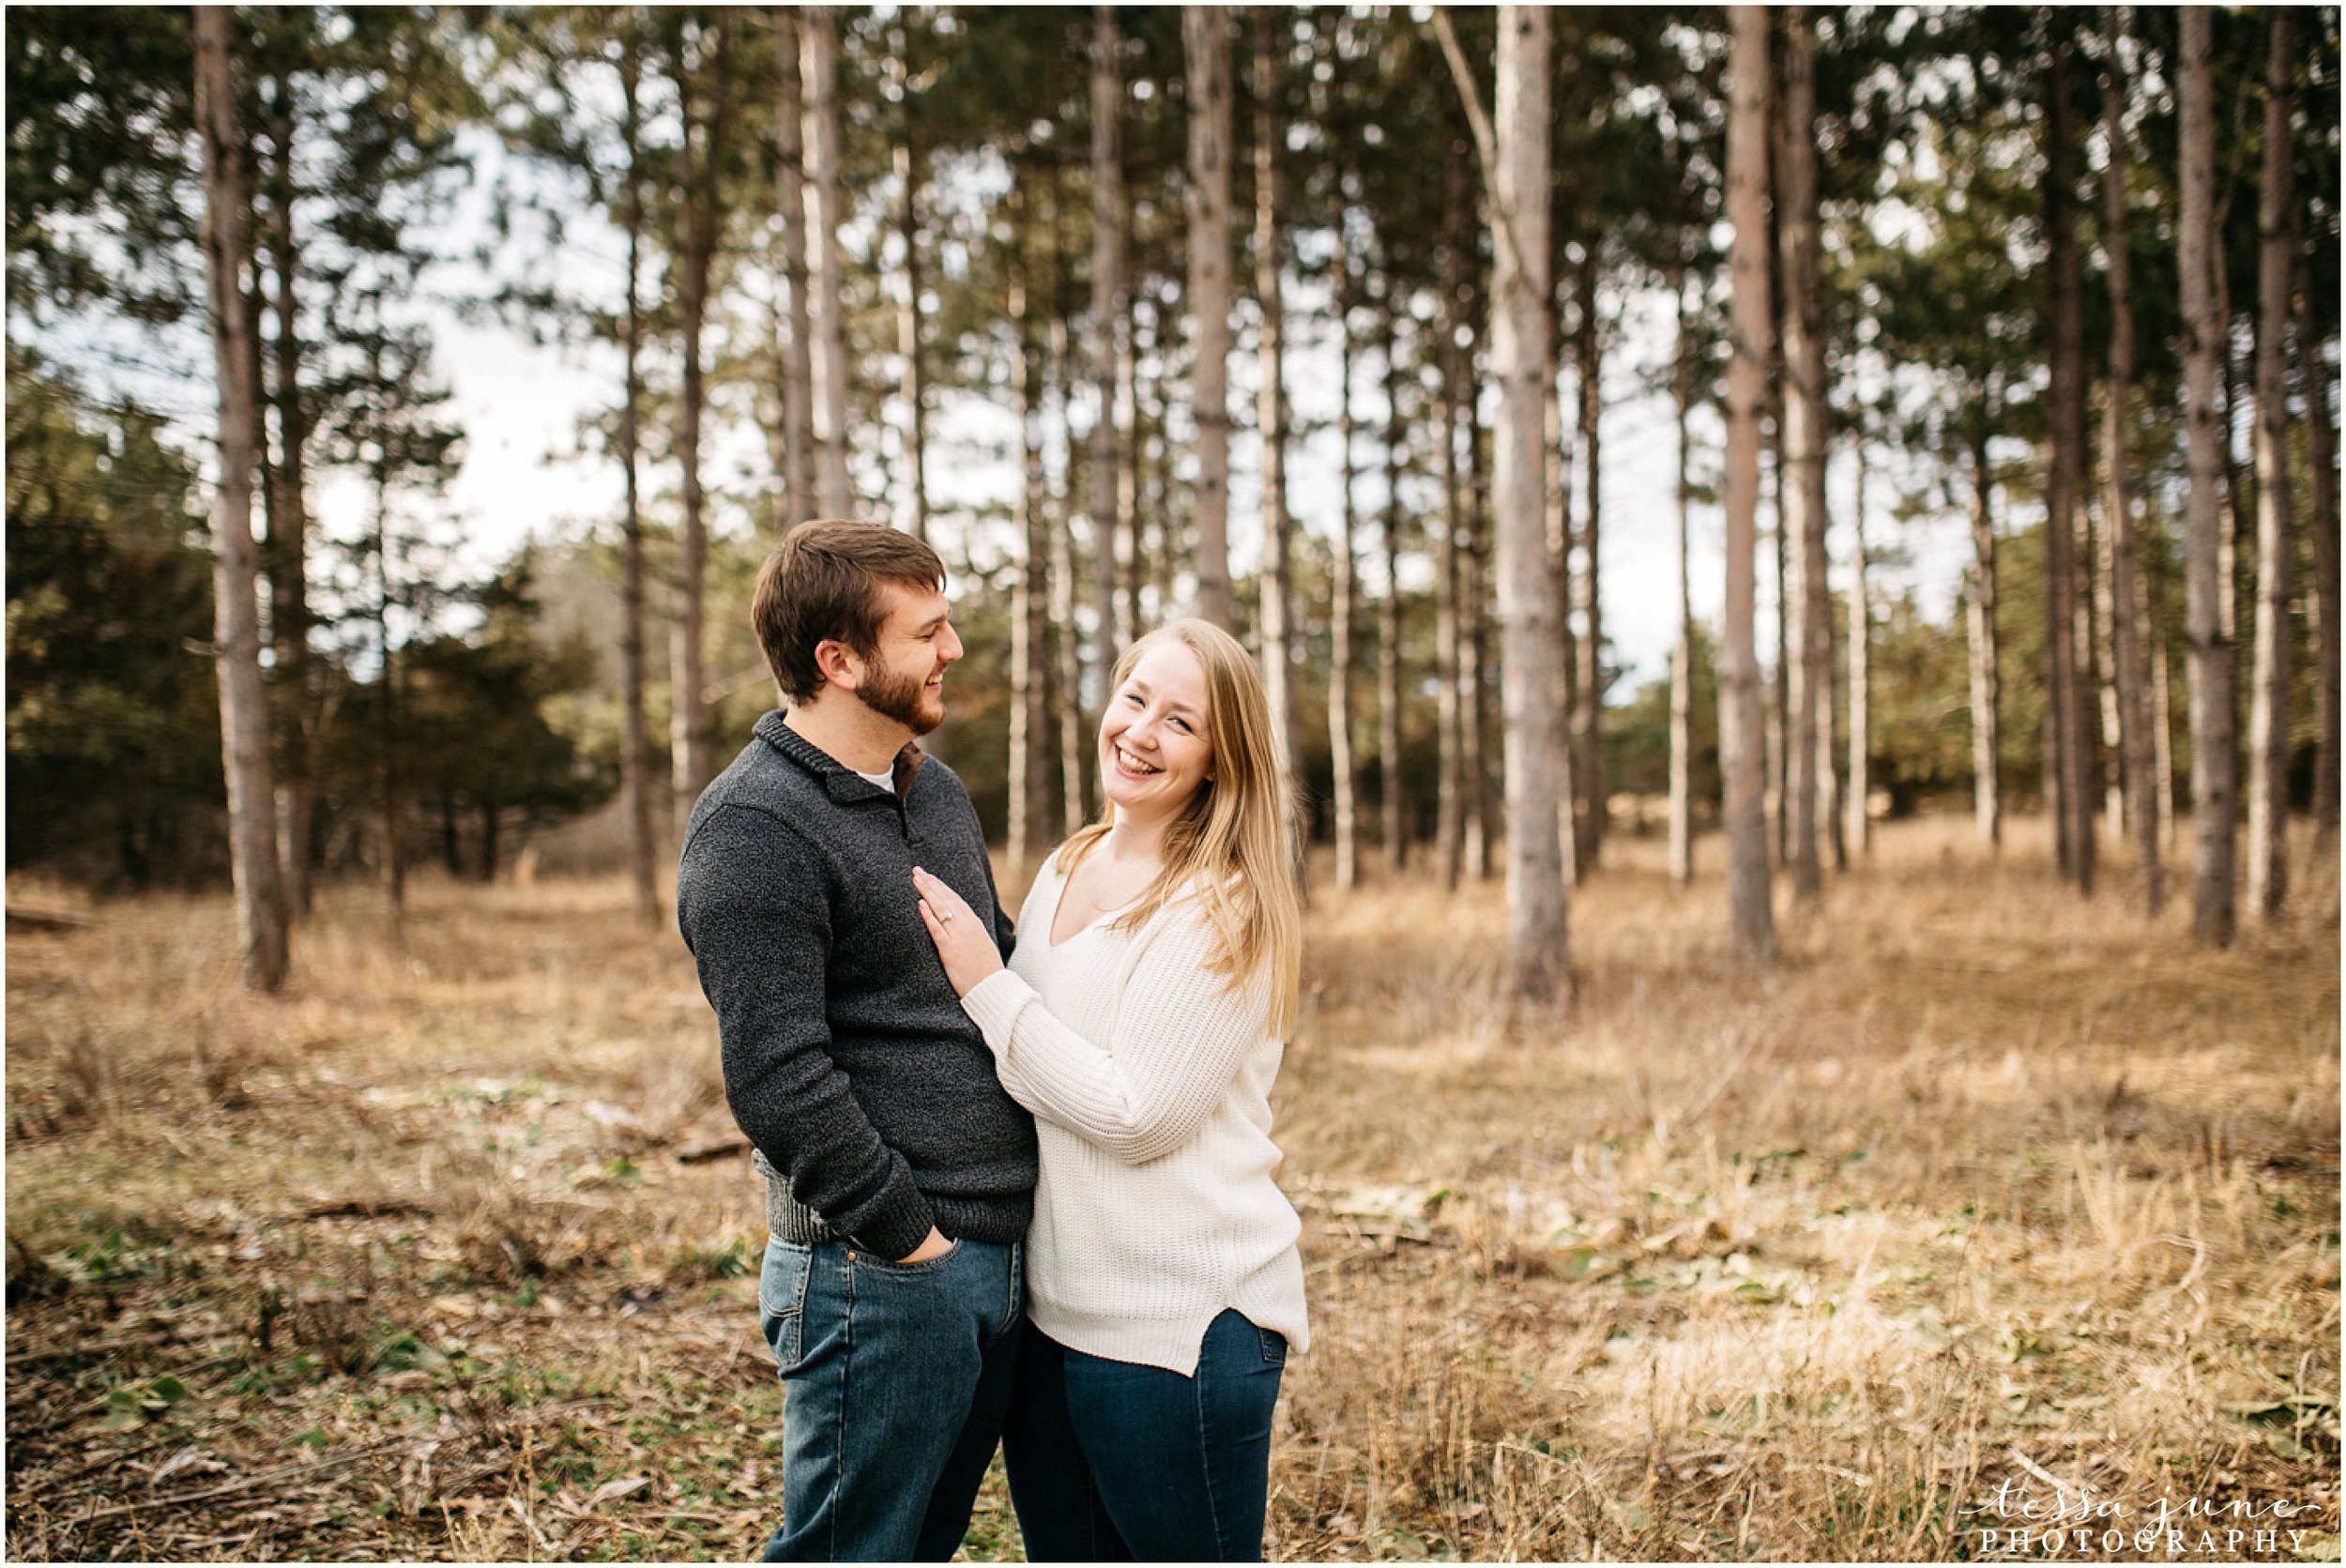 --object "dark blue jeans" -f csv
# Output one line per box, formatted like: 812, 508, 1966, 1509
755, 1236, 1023, 1561
1003, 1310, 1287, 1562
